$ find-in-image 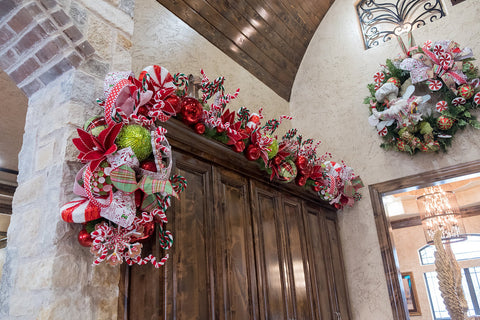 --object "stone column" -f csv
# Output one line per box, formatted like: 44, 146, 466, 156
0, 0, 135, 318
0, 70, 121, 319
